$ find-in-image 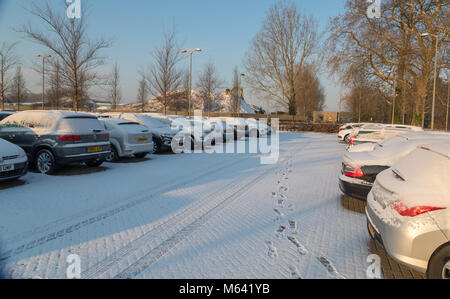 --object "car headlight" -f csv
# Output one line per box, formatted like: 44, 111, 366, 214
19, 150, 27, 158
